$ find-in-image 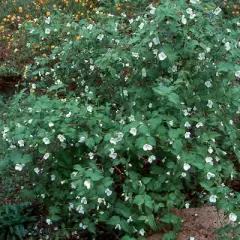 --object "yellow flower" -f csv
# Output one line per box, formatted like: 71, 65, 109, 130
18, 7, 23, 13
0, 26, 4, 31
76, 35, 81, 40
46, 11, 51, 16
